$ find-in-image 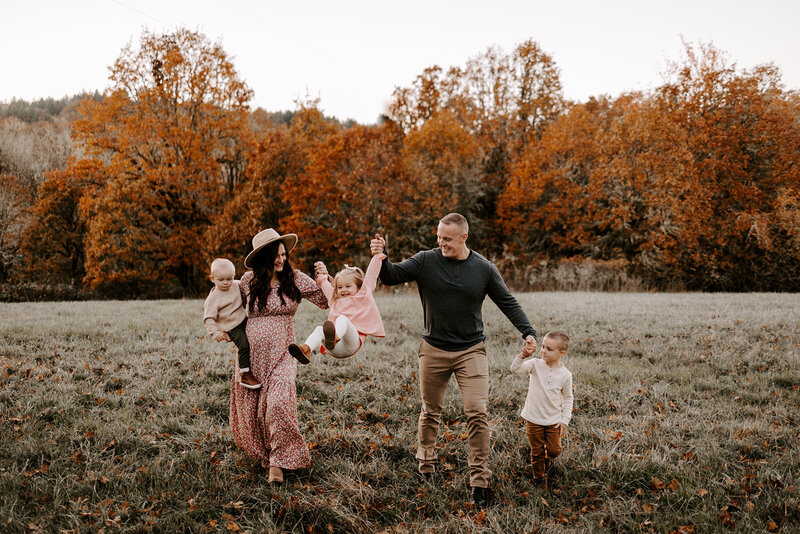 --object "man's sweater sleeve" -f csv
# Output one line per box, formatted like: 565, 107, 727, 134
486, 264, 537, 340
378, 250, 425, 286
